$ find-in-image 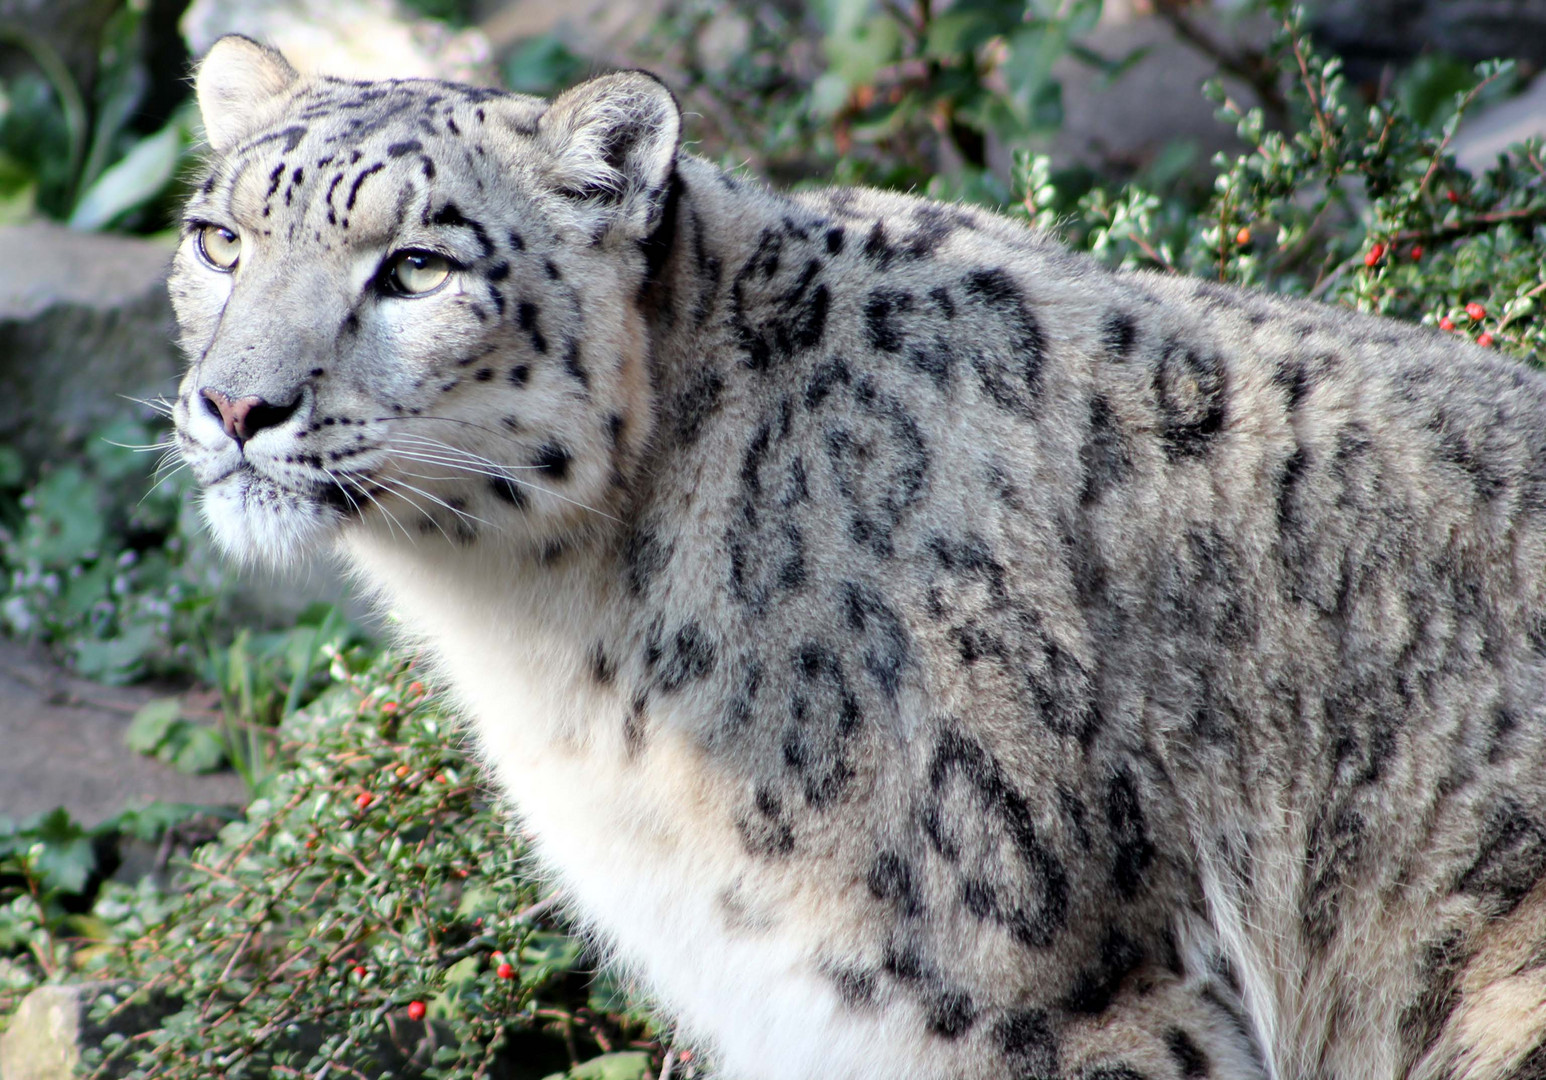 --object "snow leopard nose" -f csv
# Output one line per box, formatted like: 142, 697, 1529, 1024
200, 388, 302, 447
